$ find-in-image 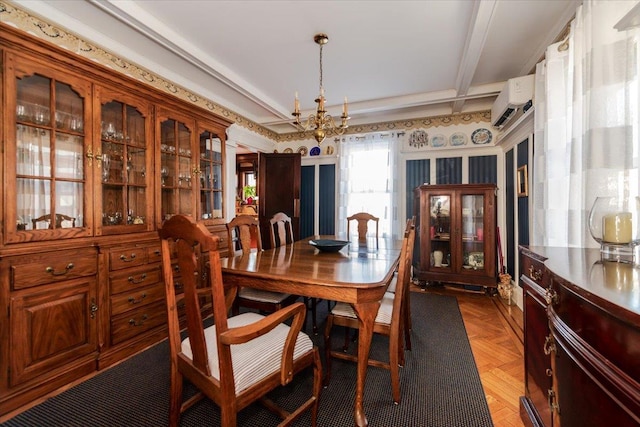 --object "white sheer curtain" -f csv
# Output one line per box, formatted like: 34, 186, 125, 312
337, 132, 400, 239
532, 0, 640, 248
